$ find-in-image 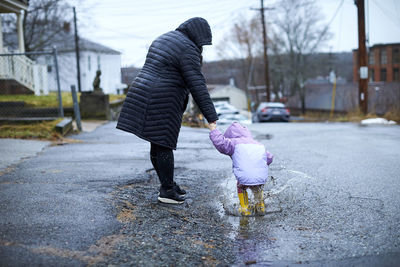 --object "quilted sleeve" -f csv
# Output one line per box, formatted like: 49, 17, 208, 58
179, 47, 218, 123
209, 129, 235, 156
